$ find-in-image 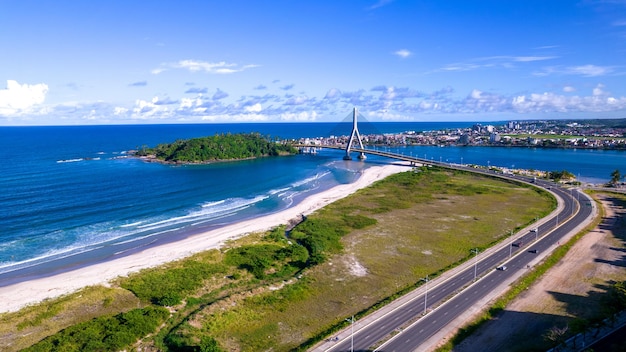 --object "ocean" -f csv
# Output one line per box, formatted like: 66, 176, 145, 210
0, 122, 623, 284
